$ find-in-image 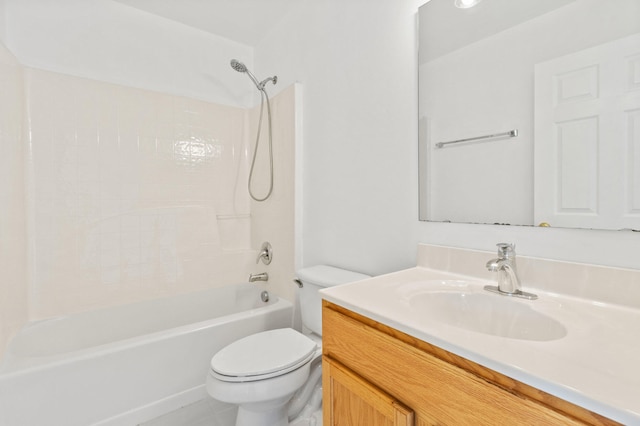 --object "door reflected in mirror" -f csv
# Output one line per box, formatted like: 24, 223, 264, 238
418, 0, 640, 230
